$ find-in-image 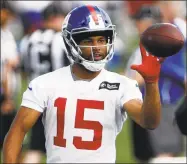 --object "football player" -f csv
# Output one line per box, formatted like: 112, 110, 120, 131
3, 5, 163, 163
